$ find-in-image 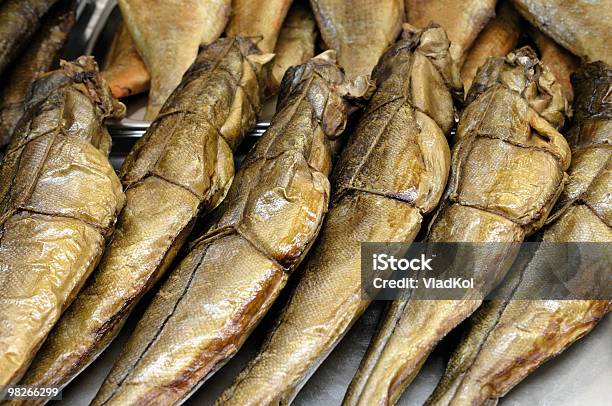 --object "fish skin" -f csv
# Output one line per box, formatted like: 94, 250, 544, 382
425, 61, 612, 406
226, 0, 293, 53
0, 0, 76, 148
0, 0, 59, 76
406, 0, 497, 65
343, 48, 572, 406
310, 0, 404, 79
118, 0, 231, 120
512, 0, 612, 65
90, 51, 355, 406
267, 0, 316, 97
101, 23, 150, 99
460, 1, 520, 94
0, 57, 125, 388
15, 38, 270, 405
217, 25, 461, 406
527, 26, 580, 103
